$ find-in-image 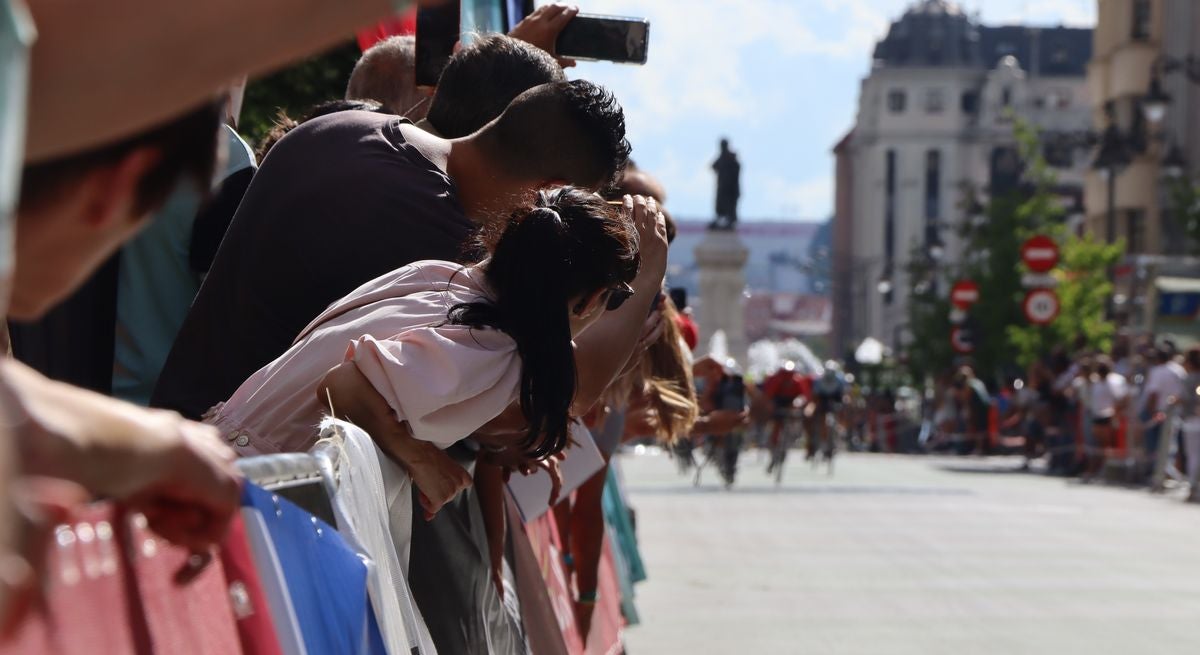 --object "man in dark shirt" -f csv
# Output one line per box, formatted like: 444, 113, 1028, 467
153, 79, 631, 419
